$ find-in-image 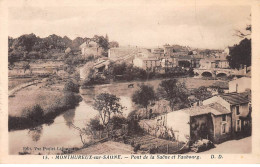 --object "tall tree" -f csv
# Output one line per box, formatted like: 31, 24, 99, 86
157, 79, 189, 110
227, 38, 251, 69
228, 18, 251, 69
93, 93, 123, 130
132, 84, 156, 111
